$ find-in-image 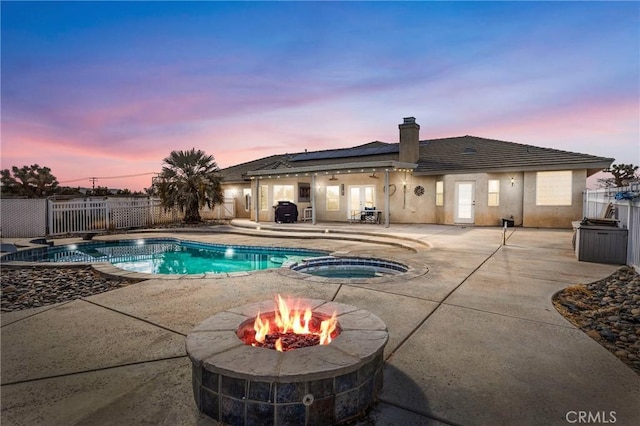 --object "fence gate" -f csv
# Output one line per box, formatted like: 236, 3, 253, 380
219, 198, 235, 219
48, 199, 109, 235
